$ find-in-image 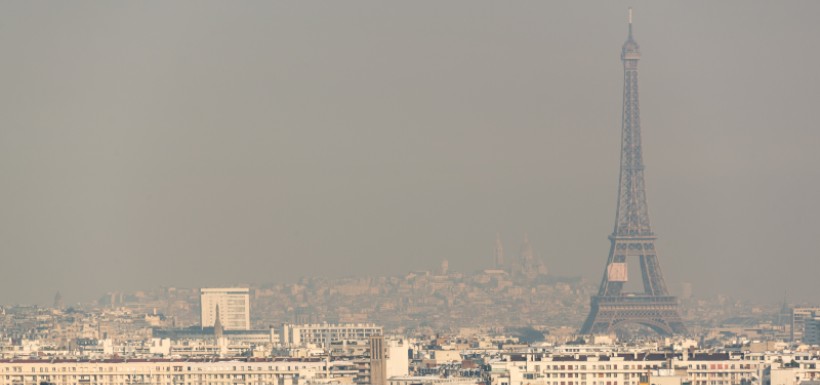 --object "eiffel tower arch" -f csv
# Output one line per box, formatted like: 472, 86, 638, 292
580, 9, 687, 337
